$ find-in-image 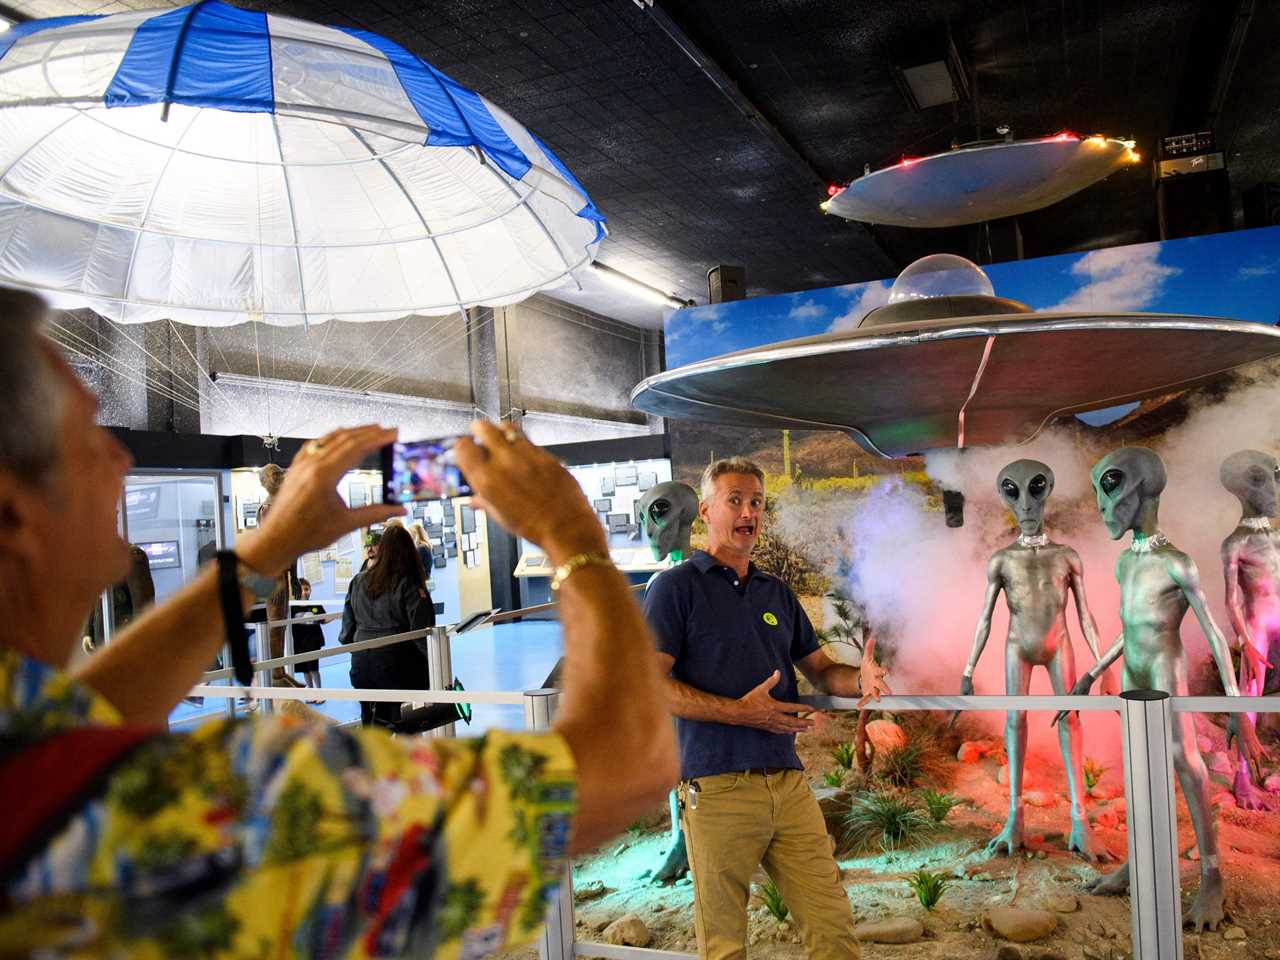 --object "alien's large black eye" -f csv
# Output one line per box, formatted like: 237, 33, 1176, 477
1099, 469, 1124, 495
1000, 479, 1018, 498
648, 499, 671, 521
1028, 475, 1048, 497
